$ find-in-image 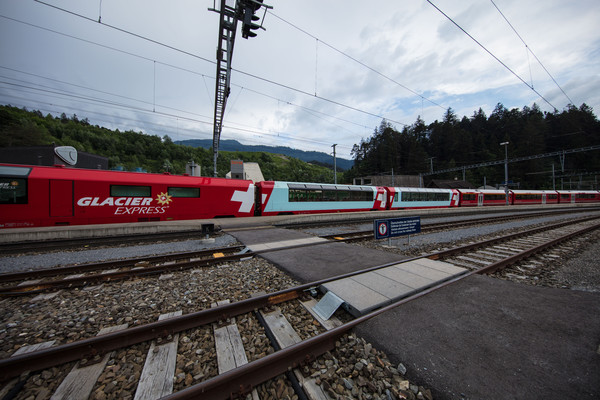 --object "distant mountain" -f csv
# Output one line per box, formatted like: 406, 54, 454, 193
176, 139, 354, 171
